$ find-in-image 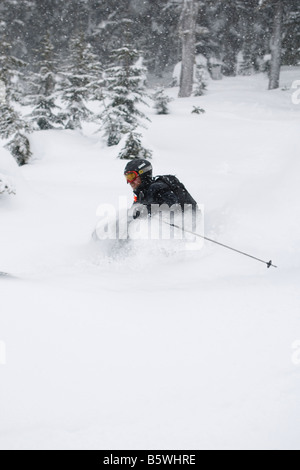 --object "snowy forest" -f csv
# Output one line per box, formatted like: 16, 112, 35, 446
0, 0, 299, 165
